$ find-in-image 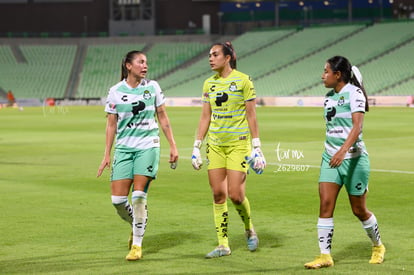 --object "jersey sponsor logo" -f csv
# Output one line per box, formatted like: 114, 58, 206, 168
143, 90, 152, 100
229, 82, 237, 92
328, 129, 343, 134
210, 85, 216, 92
126, 121, 149, 128
121, 95, 128, 102
215, 92, 228, 106
212, 113, 233, 119
131, 101, 146, 115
